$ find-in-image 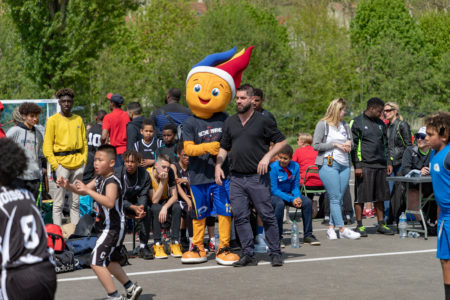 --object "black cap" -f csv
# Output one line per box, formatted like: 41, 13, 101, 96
110, 94, 124, 105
